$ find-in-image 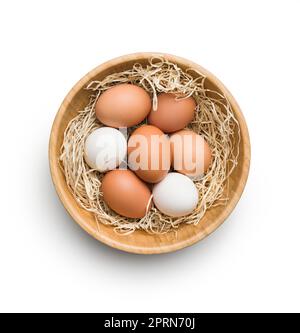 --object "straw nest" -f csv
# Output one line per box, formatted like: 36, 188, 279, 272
59, 57, 240, 235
